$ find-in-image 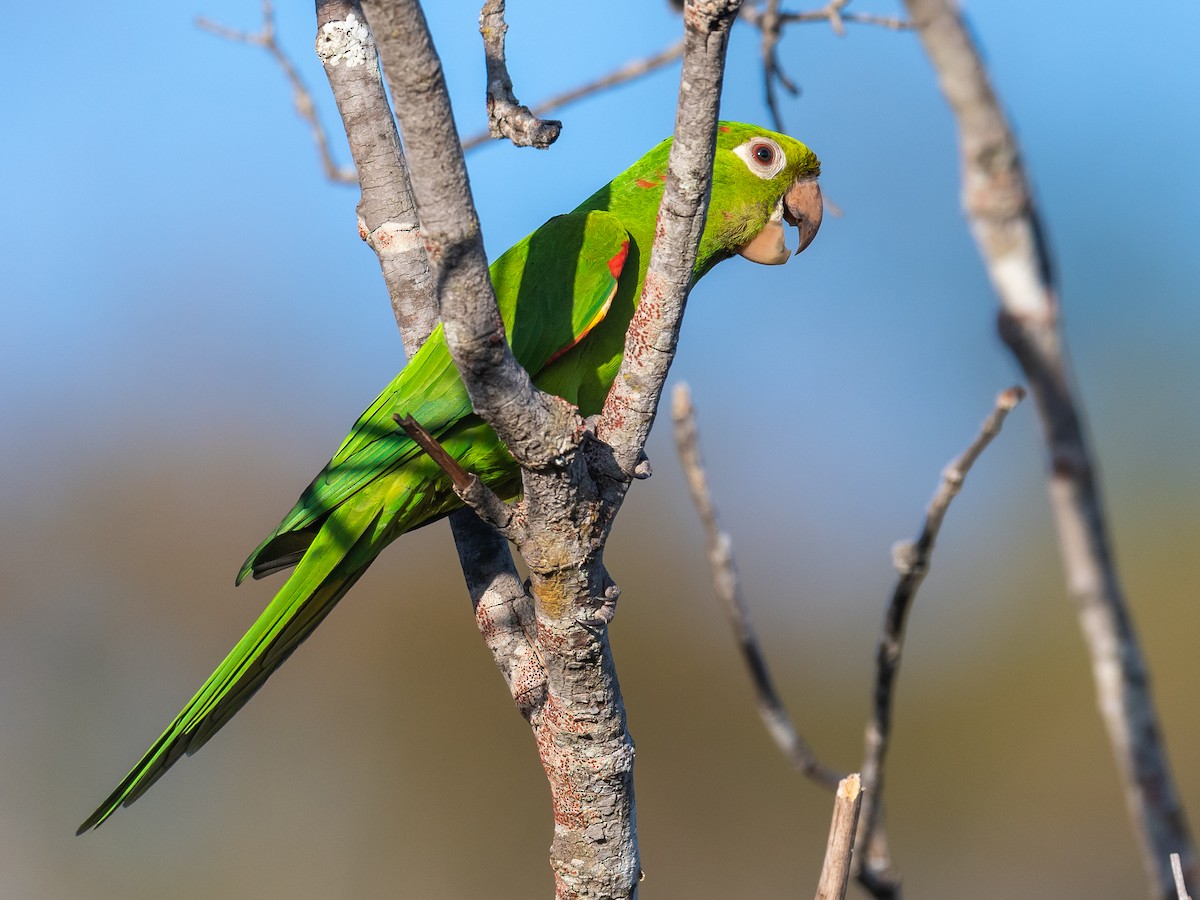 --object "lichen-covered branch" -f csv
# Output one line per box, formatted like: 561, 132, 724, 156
315, 0, 541, 738
356, 3, 749, 895
903, 2, 1195, 895
315, 0, 435, 351
360, 3, 642, 896
363, 0, 575, 471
